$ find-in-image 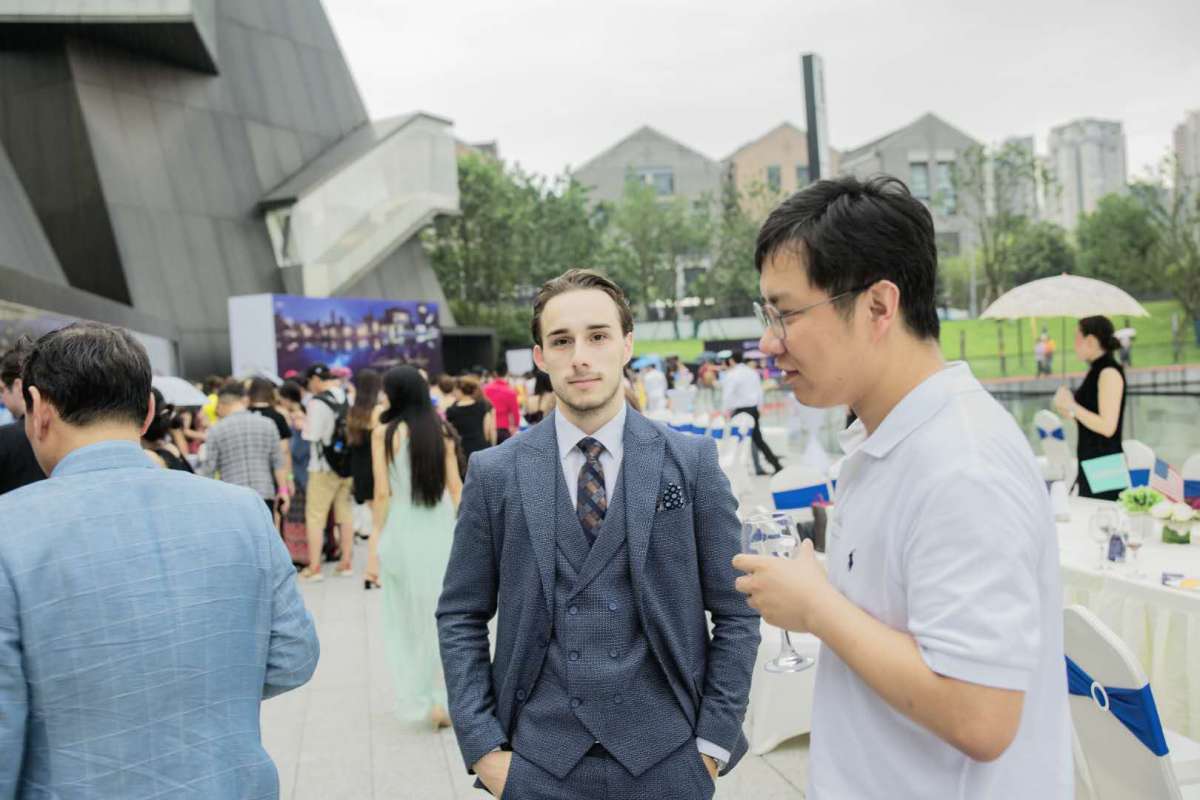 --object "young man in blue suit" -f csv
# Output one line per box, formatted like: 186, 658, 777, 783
438, 269, 759, 798
0, 322, 319, 798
